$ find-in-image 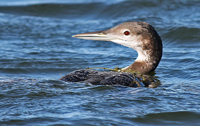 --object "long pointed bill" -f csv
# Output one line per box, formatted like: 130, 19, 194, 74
72, 31, 116, 41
